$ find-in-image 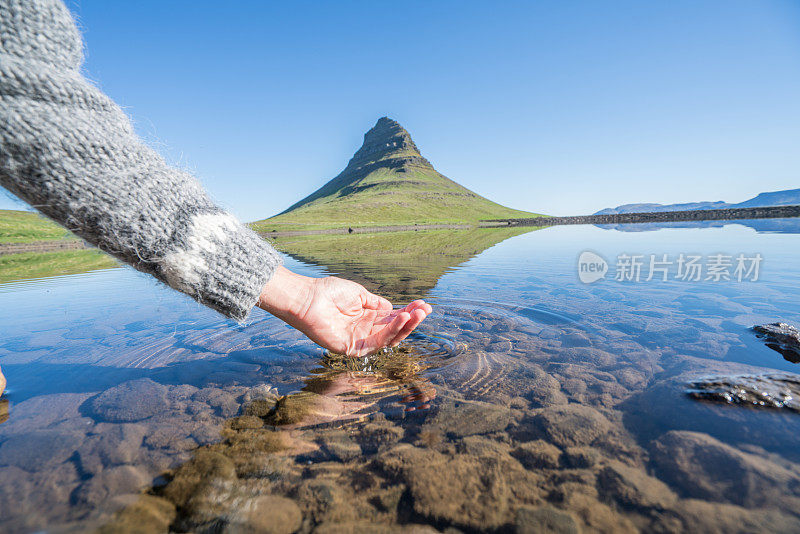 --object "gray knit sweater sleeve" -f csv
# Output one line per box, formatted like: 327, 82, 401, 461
0, 0, 282, 321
